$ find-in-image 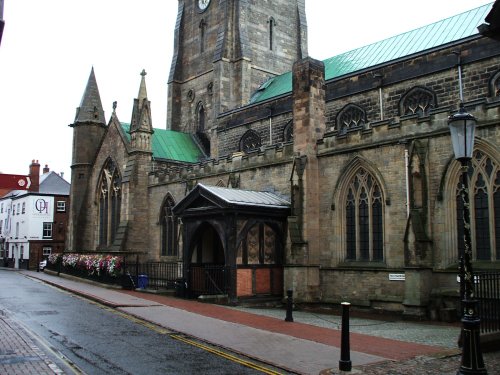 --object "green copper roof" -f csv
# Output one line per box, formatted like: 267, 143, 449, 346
121, 123, 204, 163
250, 3, 493, 104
